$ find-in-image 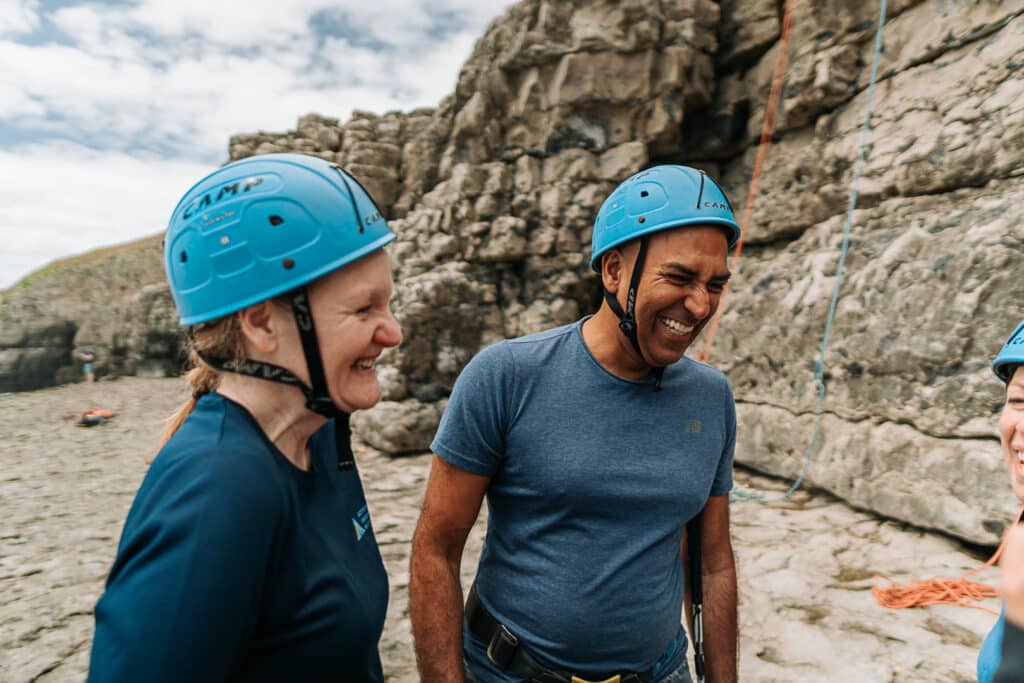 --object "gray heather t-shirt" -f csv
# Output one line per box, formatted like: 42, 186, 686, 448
431, 318, 735, 677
